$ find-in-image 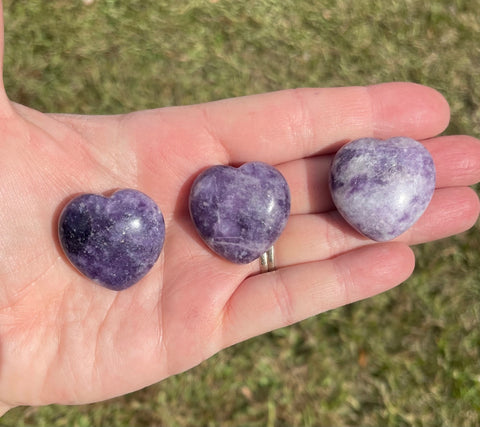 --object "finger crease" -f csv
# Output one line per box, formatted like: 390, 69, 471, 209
271, 270, 296, 326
